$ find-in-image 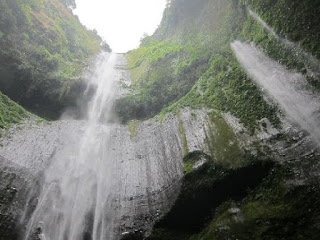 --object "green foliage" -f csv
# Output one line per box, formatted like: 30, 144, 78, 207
154, 0, 231, 43
116, 40, 209, 123
0, 0, 107, 118
242, 0, 320, 58
0, 91, 29, 130
206, 113, 244, 167
119, 0, 279, 129
240, 12, 320, 91
148, 162, 320, 240
118, 0, 320, 129
164, 49, 280, 129
190, 166, 320, 240
125, 1, 320, 239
